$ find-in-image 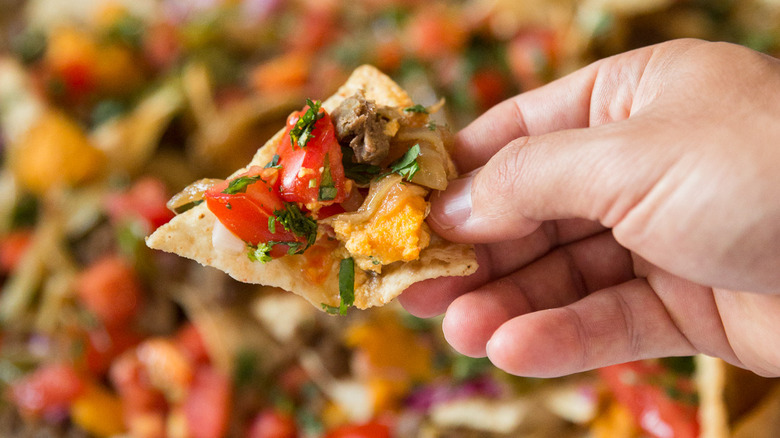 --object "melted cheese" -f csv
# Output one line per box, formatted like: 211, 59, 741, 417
333, 182, 430, 272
